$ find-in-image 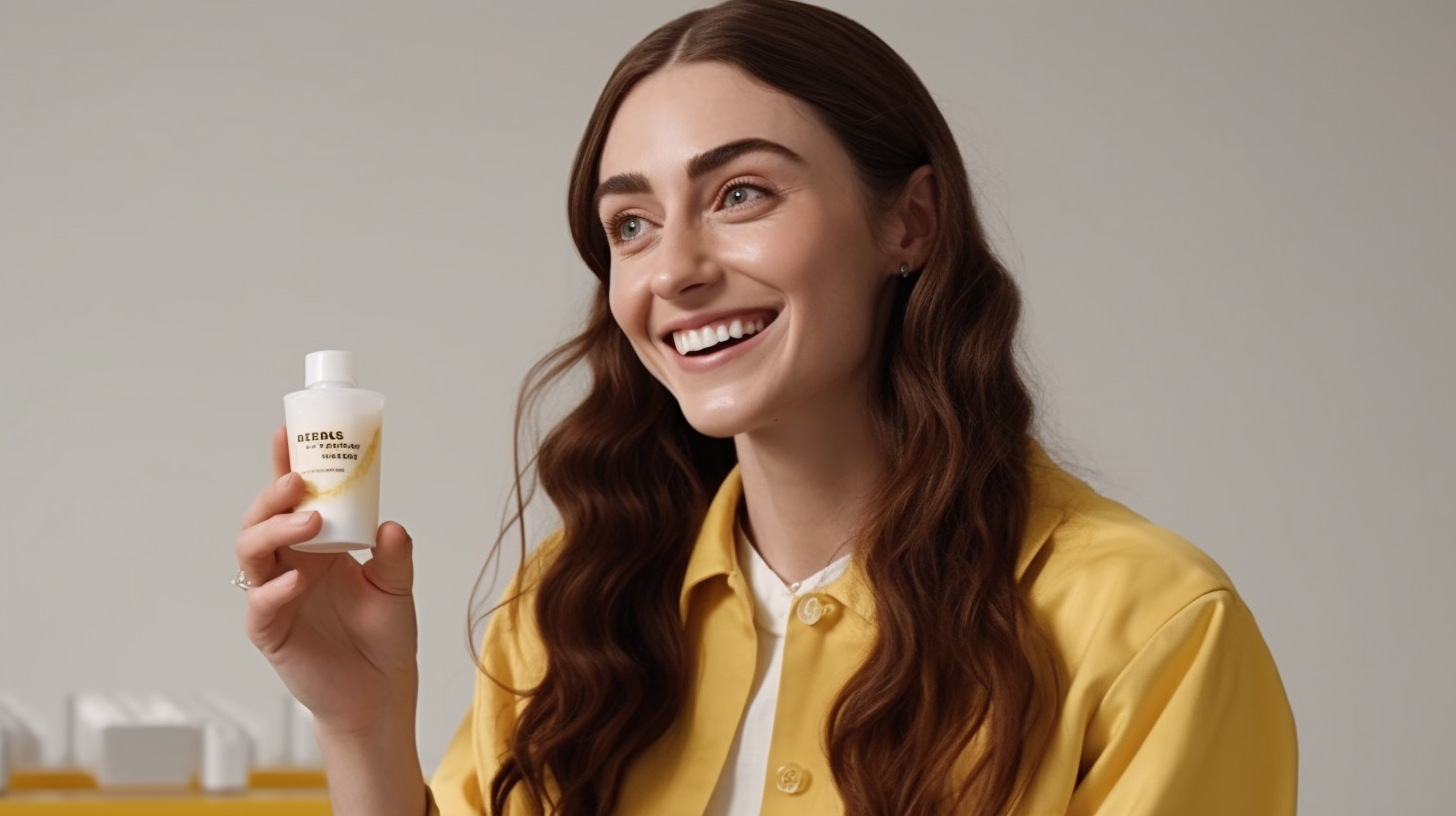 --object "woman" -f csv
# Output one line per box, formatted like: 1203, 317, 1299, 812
235, 1, 1297, 814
